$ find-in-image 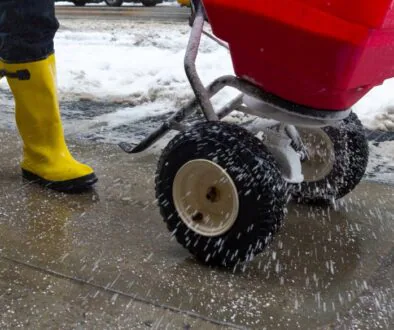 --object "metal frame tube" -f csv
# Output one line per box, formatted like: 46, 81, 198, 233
202, 30, 229, 49
119, 76, 235, 154
184, 4, 218, 122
